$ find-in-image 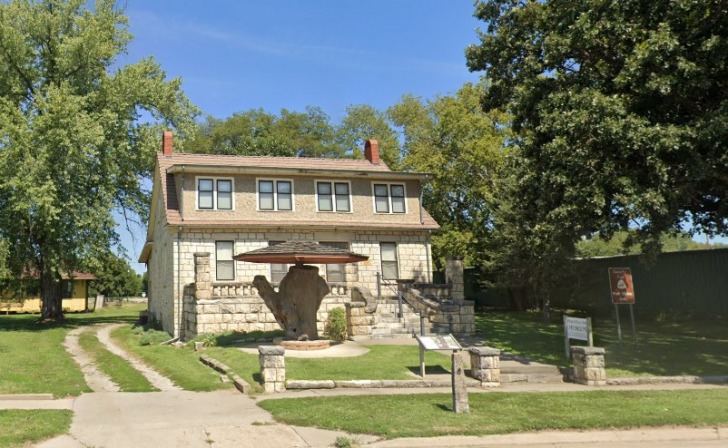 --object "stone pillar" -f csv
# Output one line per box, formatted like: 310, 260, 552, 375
468, 347, 501, 386
345, 302, 374, 338
445, 256, 465, 300
194, 252, 212, 300
452, 352, 470, 413
259, 345, 286, 393
571, 346, 606, 386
